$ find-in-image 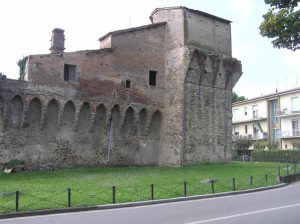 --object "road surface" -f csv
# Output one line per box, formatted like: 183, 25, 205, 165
1, 182, 300, 224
